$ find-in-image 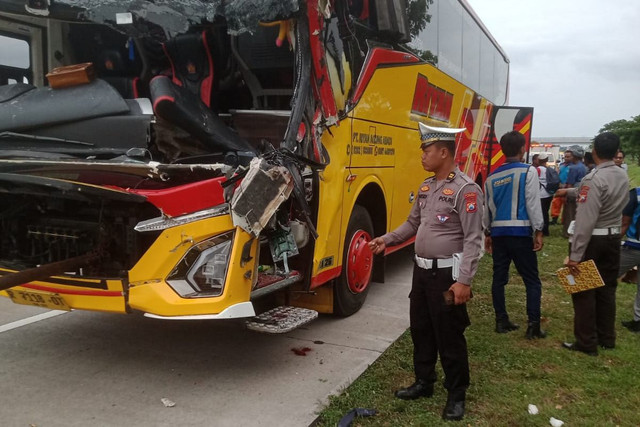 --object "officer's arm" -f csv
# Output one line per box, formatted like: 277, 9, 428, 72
455, 184, 484, 286
380, 196, 420, 247
570, 179, 603, 262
